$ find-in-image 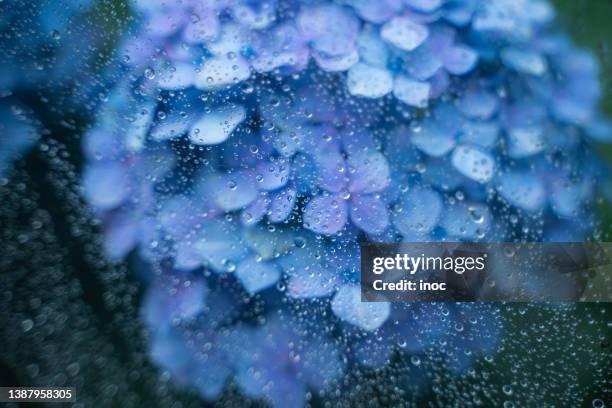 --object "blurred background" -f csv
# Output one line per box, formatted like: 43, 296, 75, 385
0, 0, 610, 406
